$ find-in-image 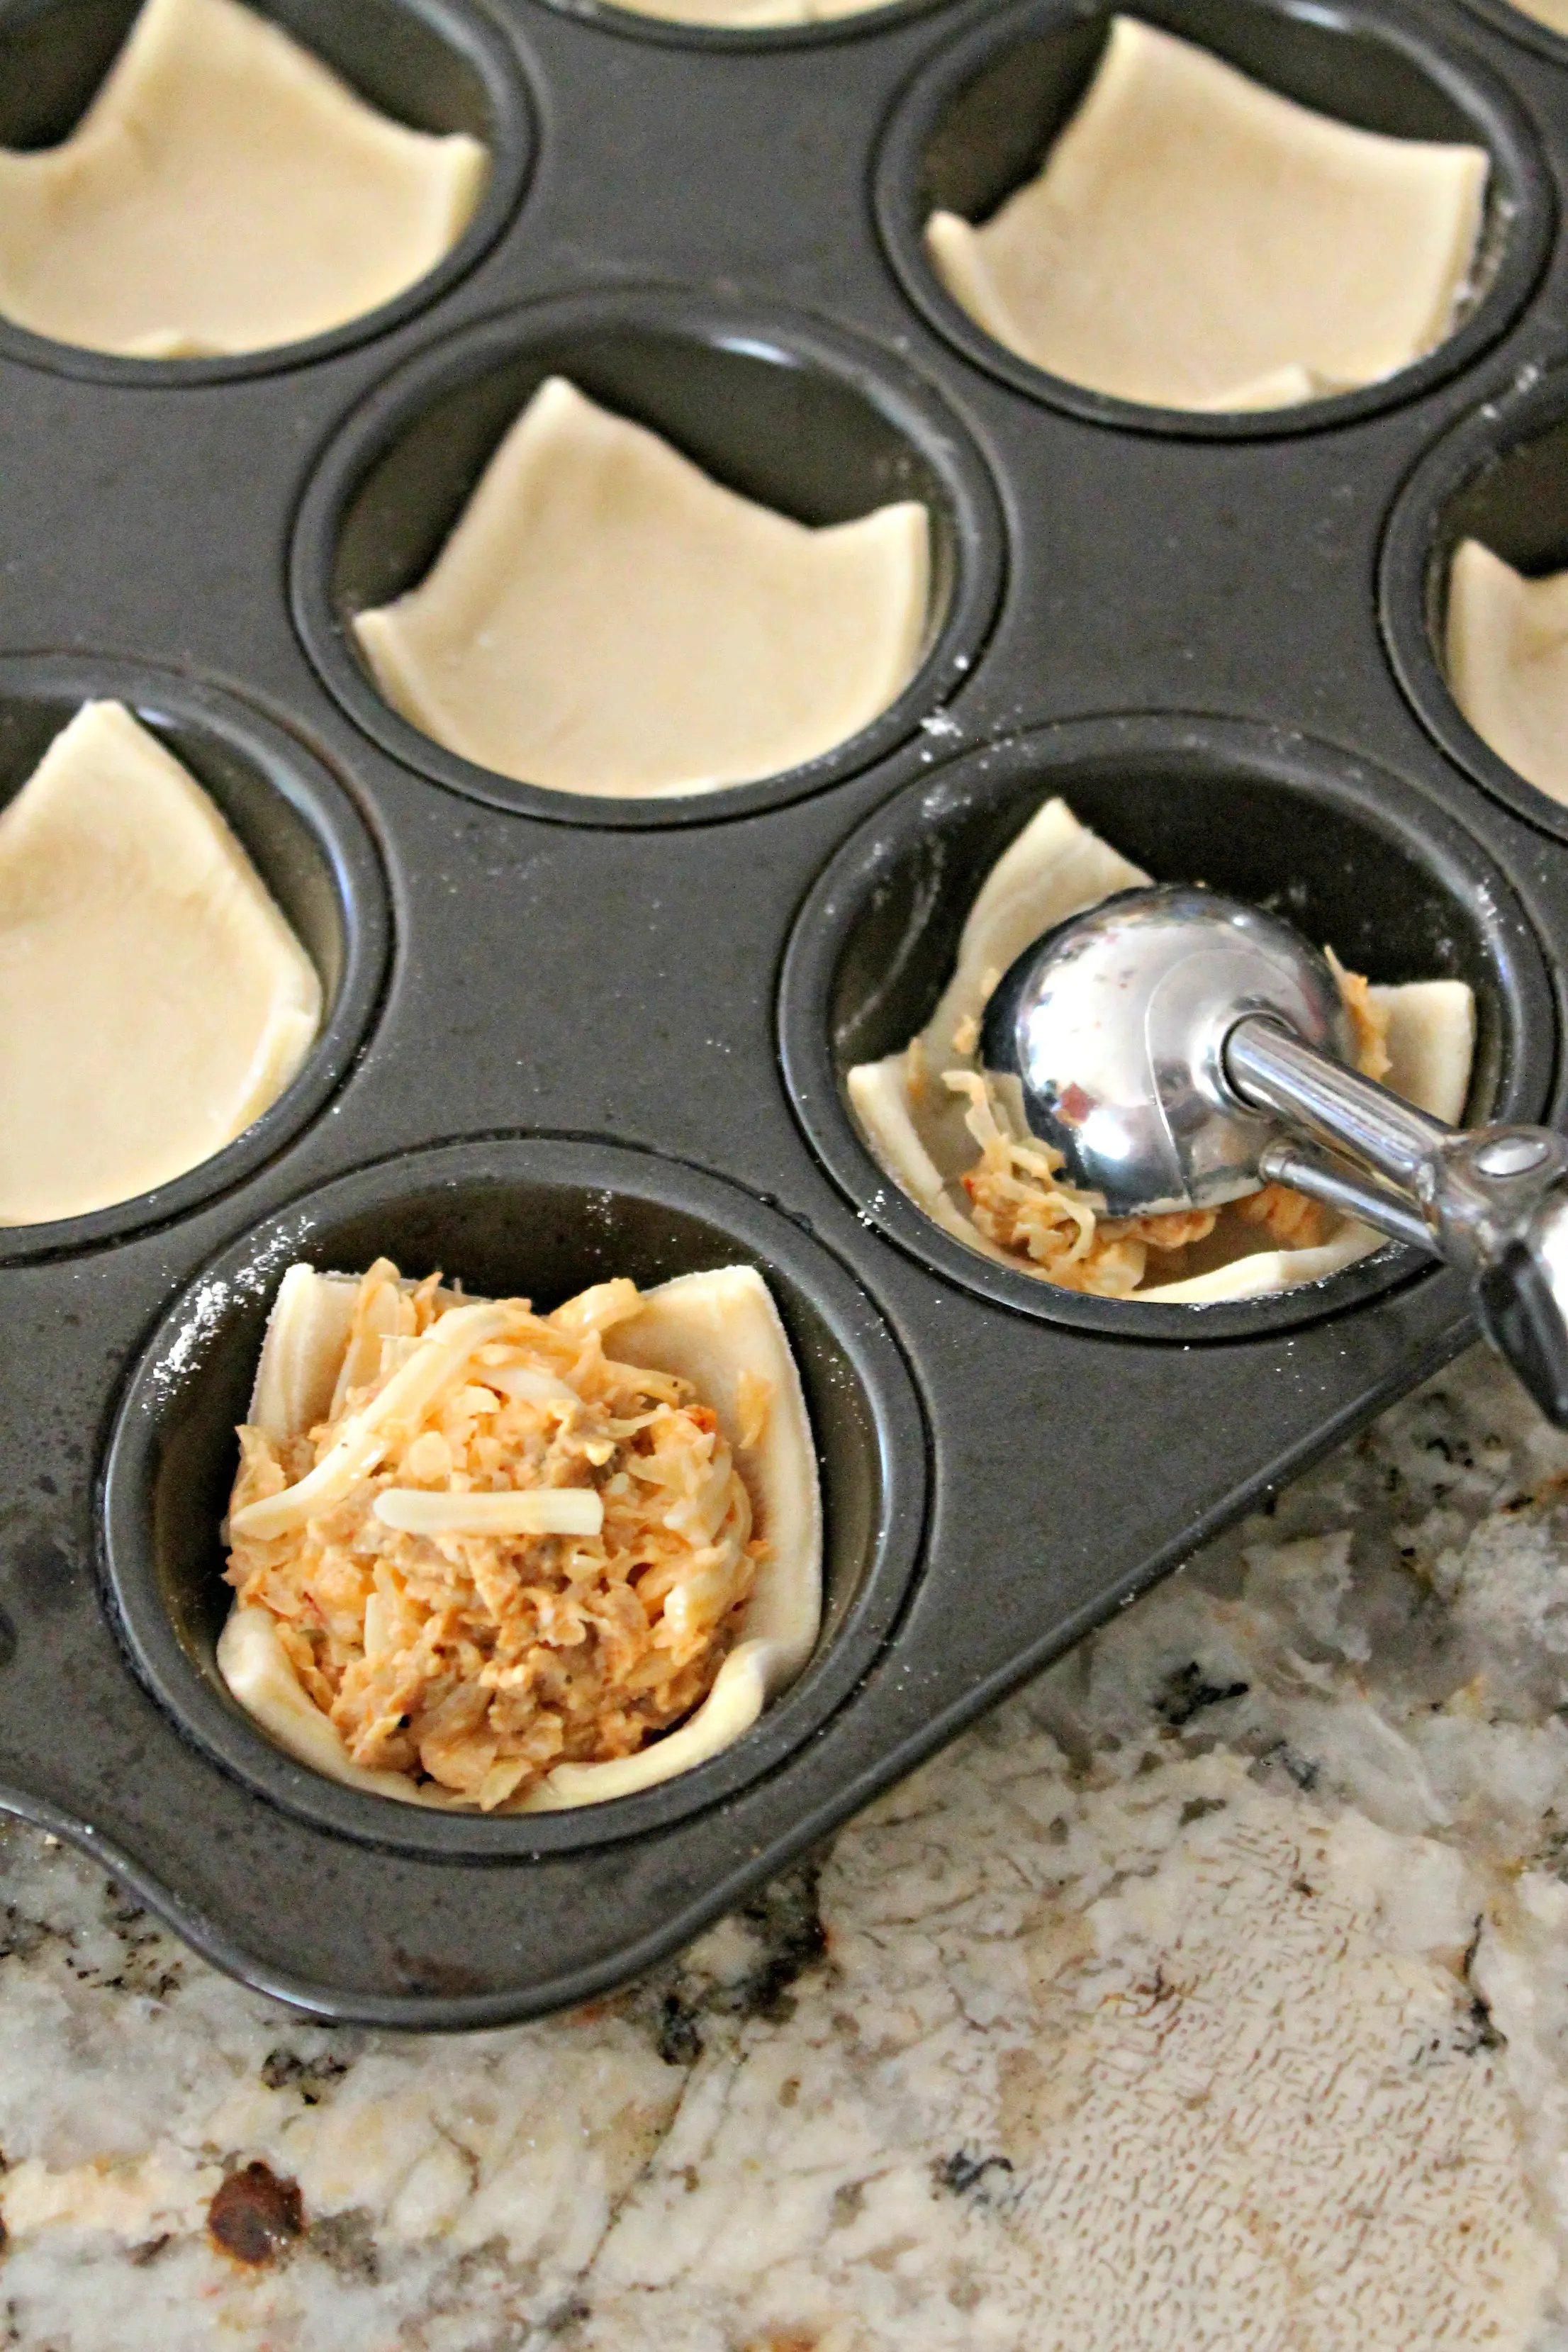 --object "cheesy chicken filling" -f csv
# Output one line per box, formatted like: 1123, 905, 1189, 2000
847, 799, 1478, 1306
225, 1259, 766, 1810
